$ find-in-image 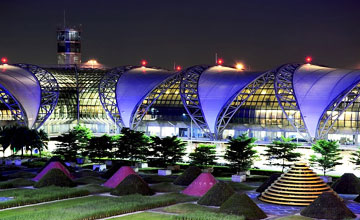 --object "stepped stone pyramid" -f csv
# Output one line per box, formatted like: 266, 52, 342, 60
258, 162, 334, 206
